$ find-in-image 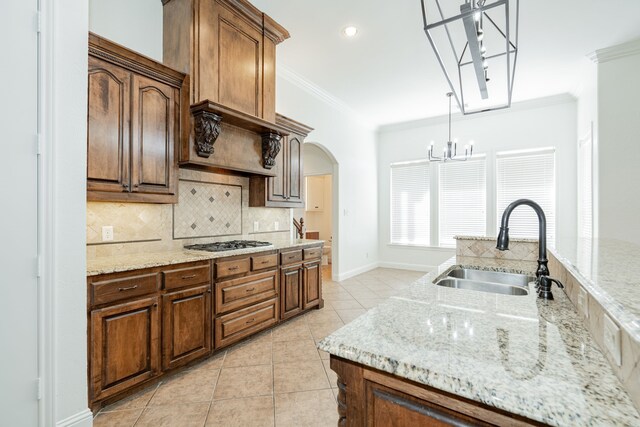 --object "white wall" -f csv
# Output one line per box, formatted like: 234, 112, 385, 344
596, 46, 640, 244
89, 0, 162, 61
377, 95, 578, 269
304, 144, 334, 176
